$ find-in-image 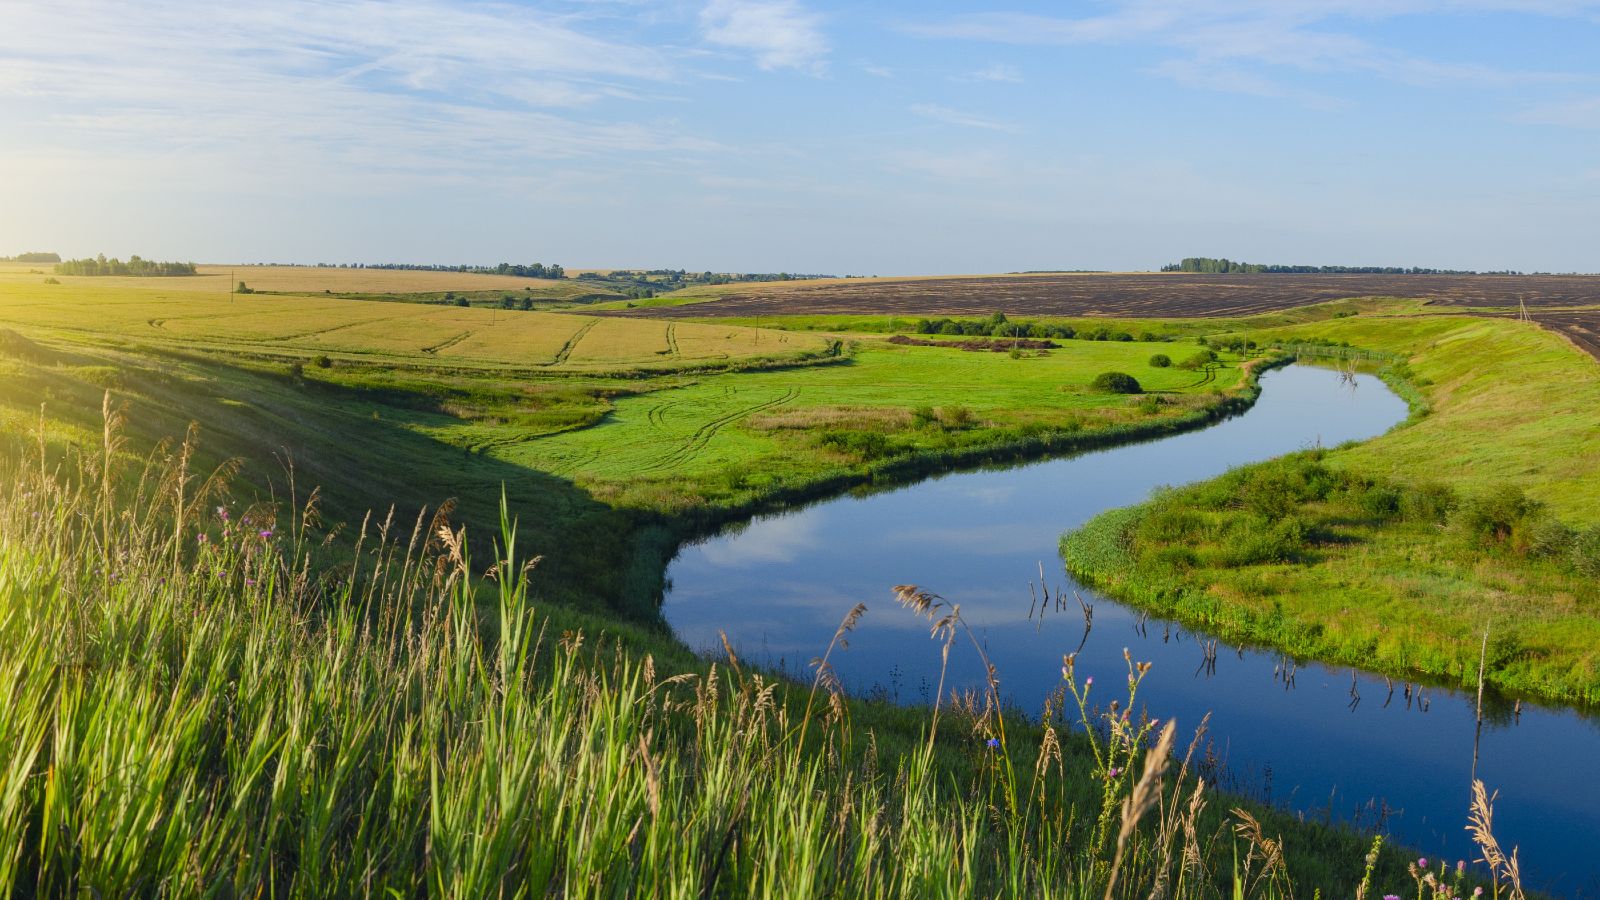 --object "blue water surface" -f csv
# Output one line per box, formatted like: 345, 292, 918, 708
664, 365, 1600, 896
